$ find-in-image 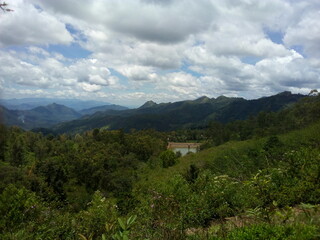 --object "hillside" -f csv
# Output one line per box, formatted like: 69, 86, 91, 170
52, 91, 305, 134
0, 103, 81, 129
0, 94, 319, 239
132, 121, 320, 239
79, 104, 128, 115
0, 98, 111, 111
0, 105, 22, 126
